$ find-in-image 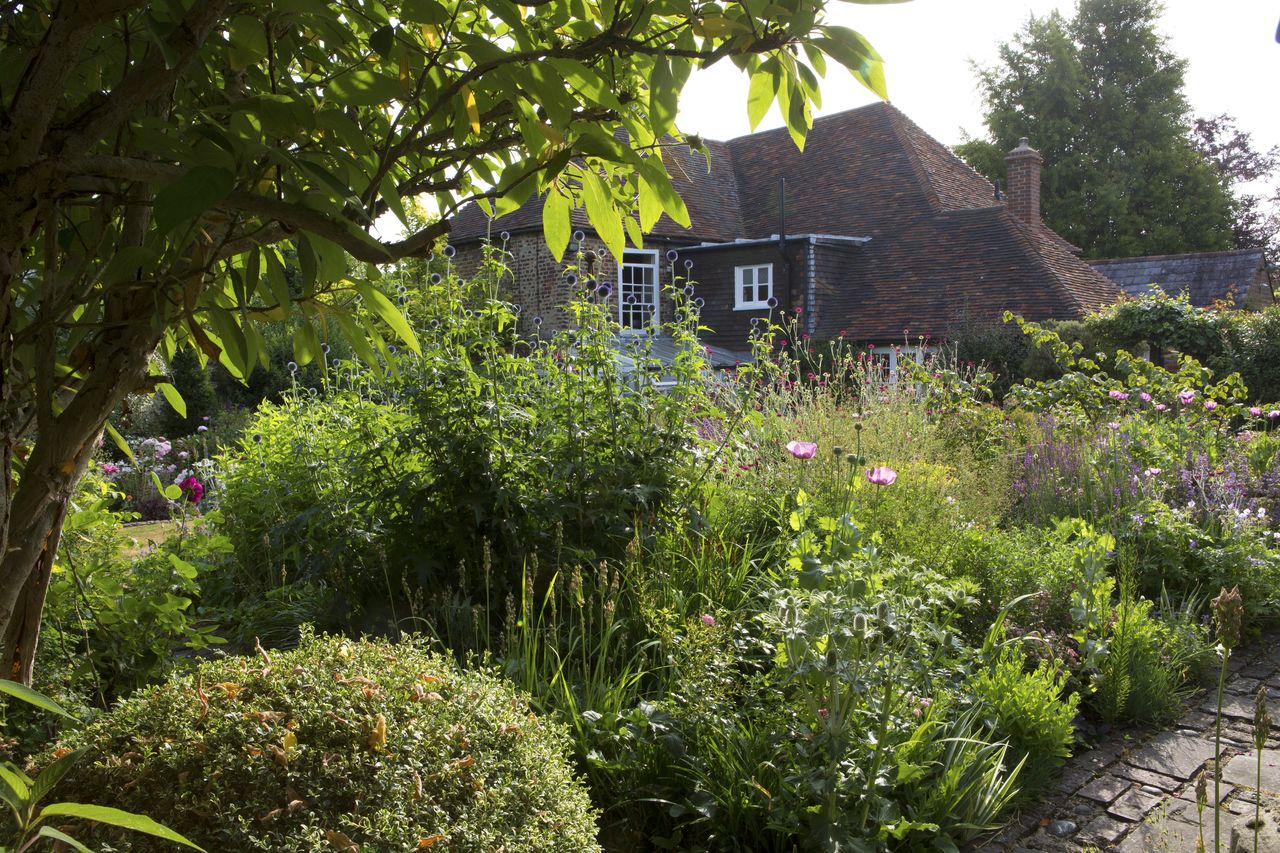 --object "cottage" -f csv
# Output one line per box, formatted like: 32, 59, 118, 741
448, 102, 1119, 355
